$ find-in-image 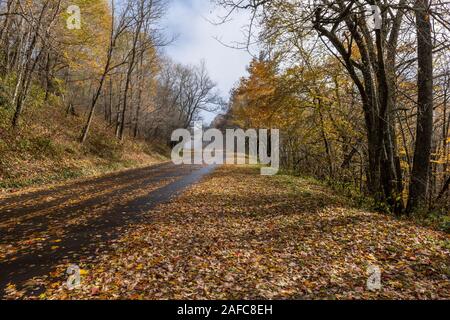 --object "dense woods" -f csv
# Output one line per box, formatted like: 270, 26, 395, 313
0, 0, 220, 144
216, 0, 449, 217
0, 0, 449, 218
0, 0, 449, 301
